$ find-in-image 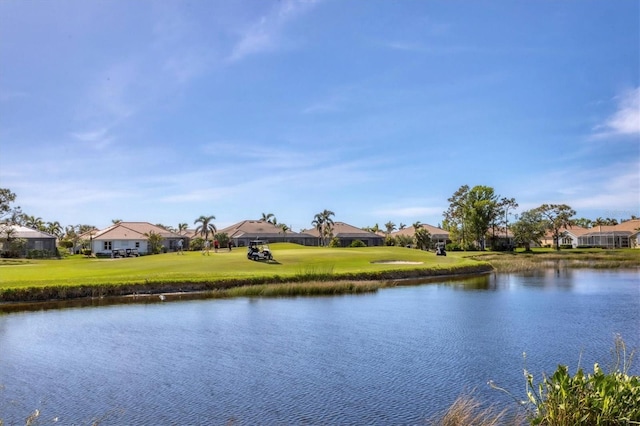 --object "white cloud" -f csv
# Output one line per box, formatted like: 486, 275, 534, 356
71, 127, 114, 149
593, 87, 640, 137
226, 0, 320, 62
